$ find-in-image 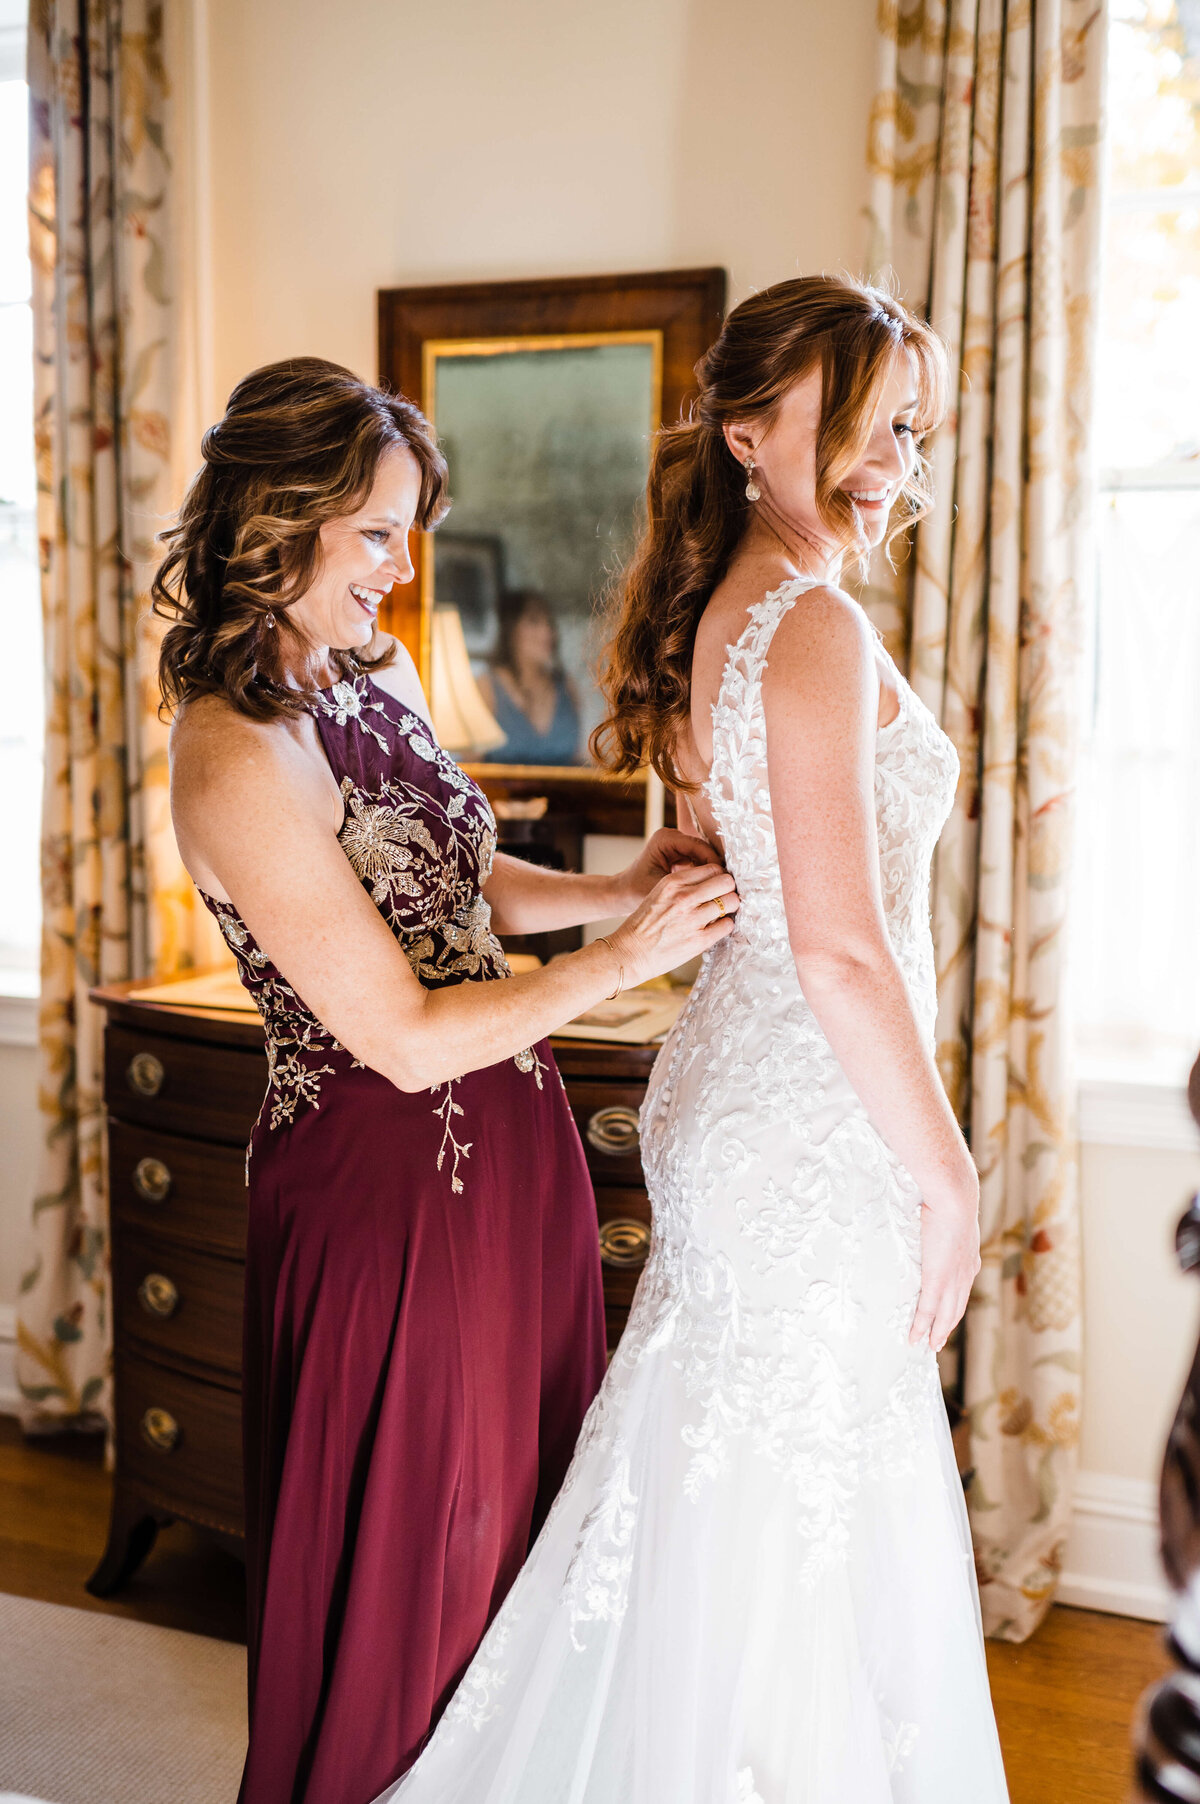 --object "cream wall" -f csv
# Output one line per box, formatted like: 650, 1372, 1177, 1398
1055, 1133, 1200, 1618
202, 0, 878, 411
1078, 1141, 1200, 1481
